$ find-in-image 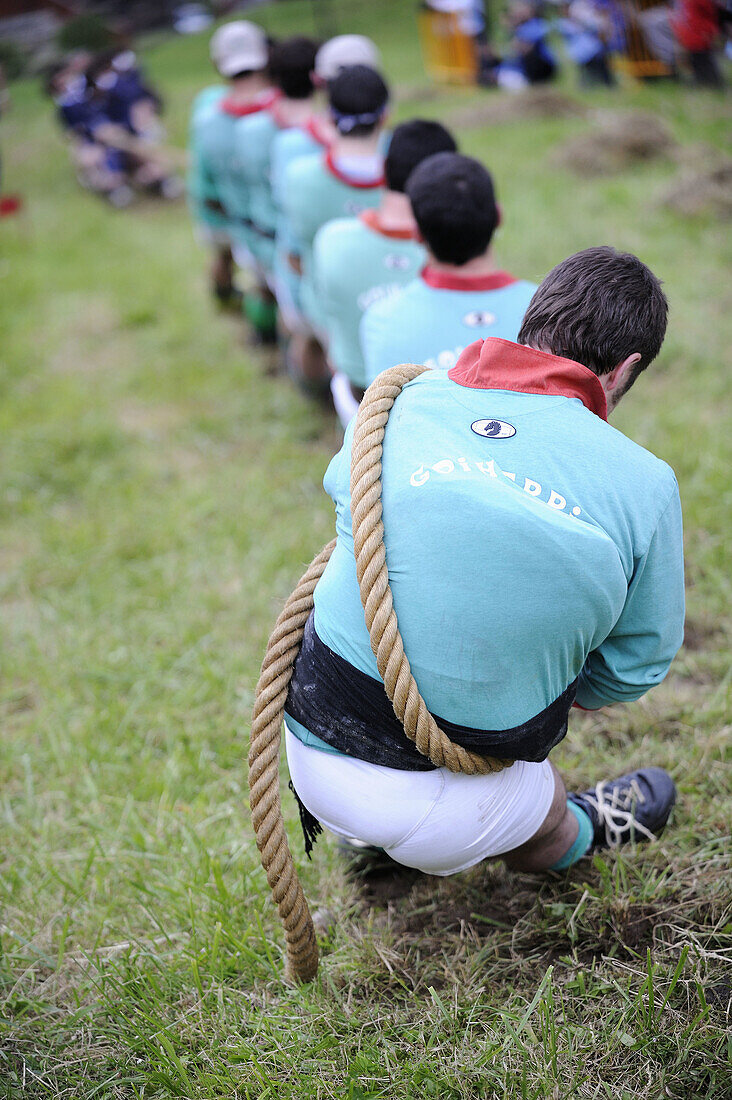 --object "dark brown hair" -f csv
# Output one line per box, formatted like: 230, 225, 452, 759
518, 246, 668, 381
268, 36, 319, 100
385, 120, 457, 193
406, 152, 499, 266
